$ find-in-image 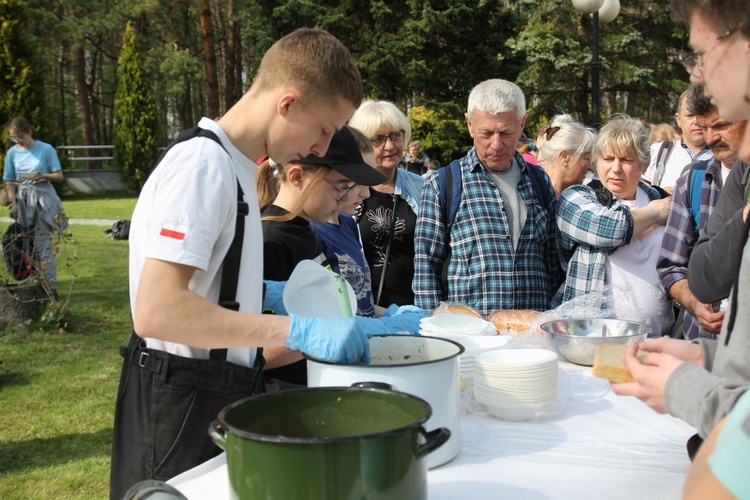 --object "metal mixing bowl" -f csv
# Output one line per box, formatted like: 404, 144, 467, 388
539, 318, 651, 366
